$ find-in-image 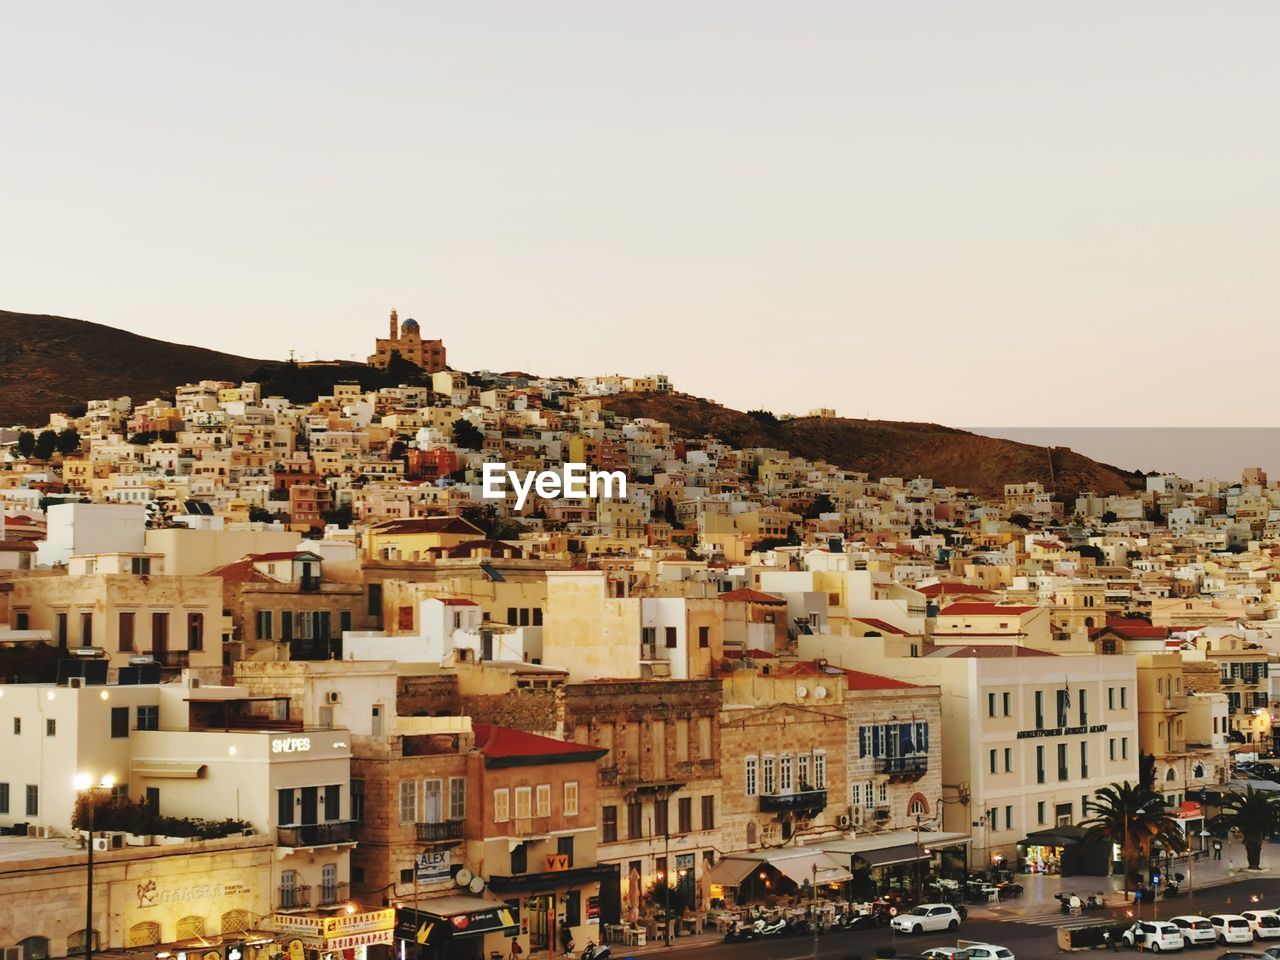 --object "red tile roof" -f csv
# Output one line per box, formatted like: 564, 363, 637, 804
938, 602, 1038, 616
926, 644, 1056, 658
371, 516, 485, 536
1090, 617, 1169, 640
472, 723, 607, 767
919, 582, 994, 598
438, 597, 479, 606
841, 668, 919, 690
720, 588, 787, 605
850, 617, 910, 636
250, 550, 319, 562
